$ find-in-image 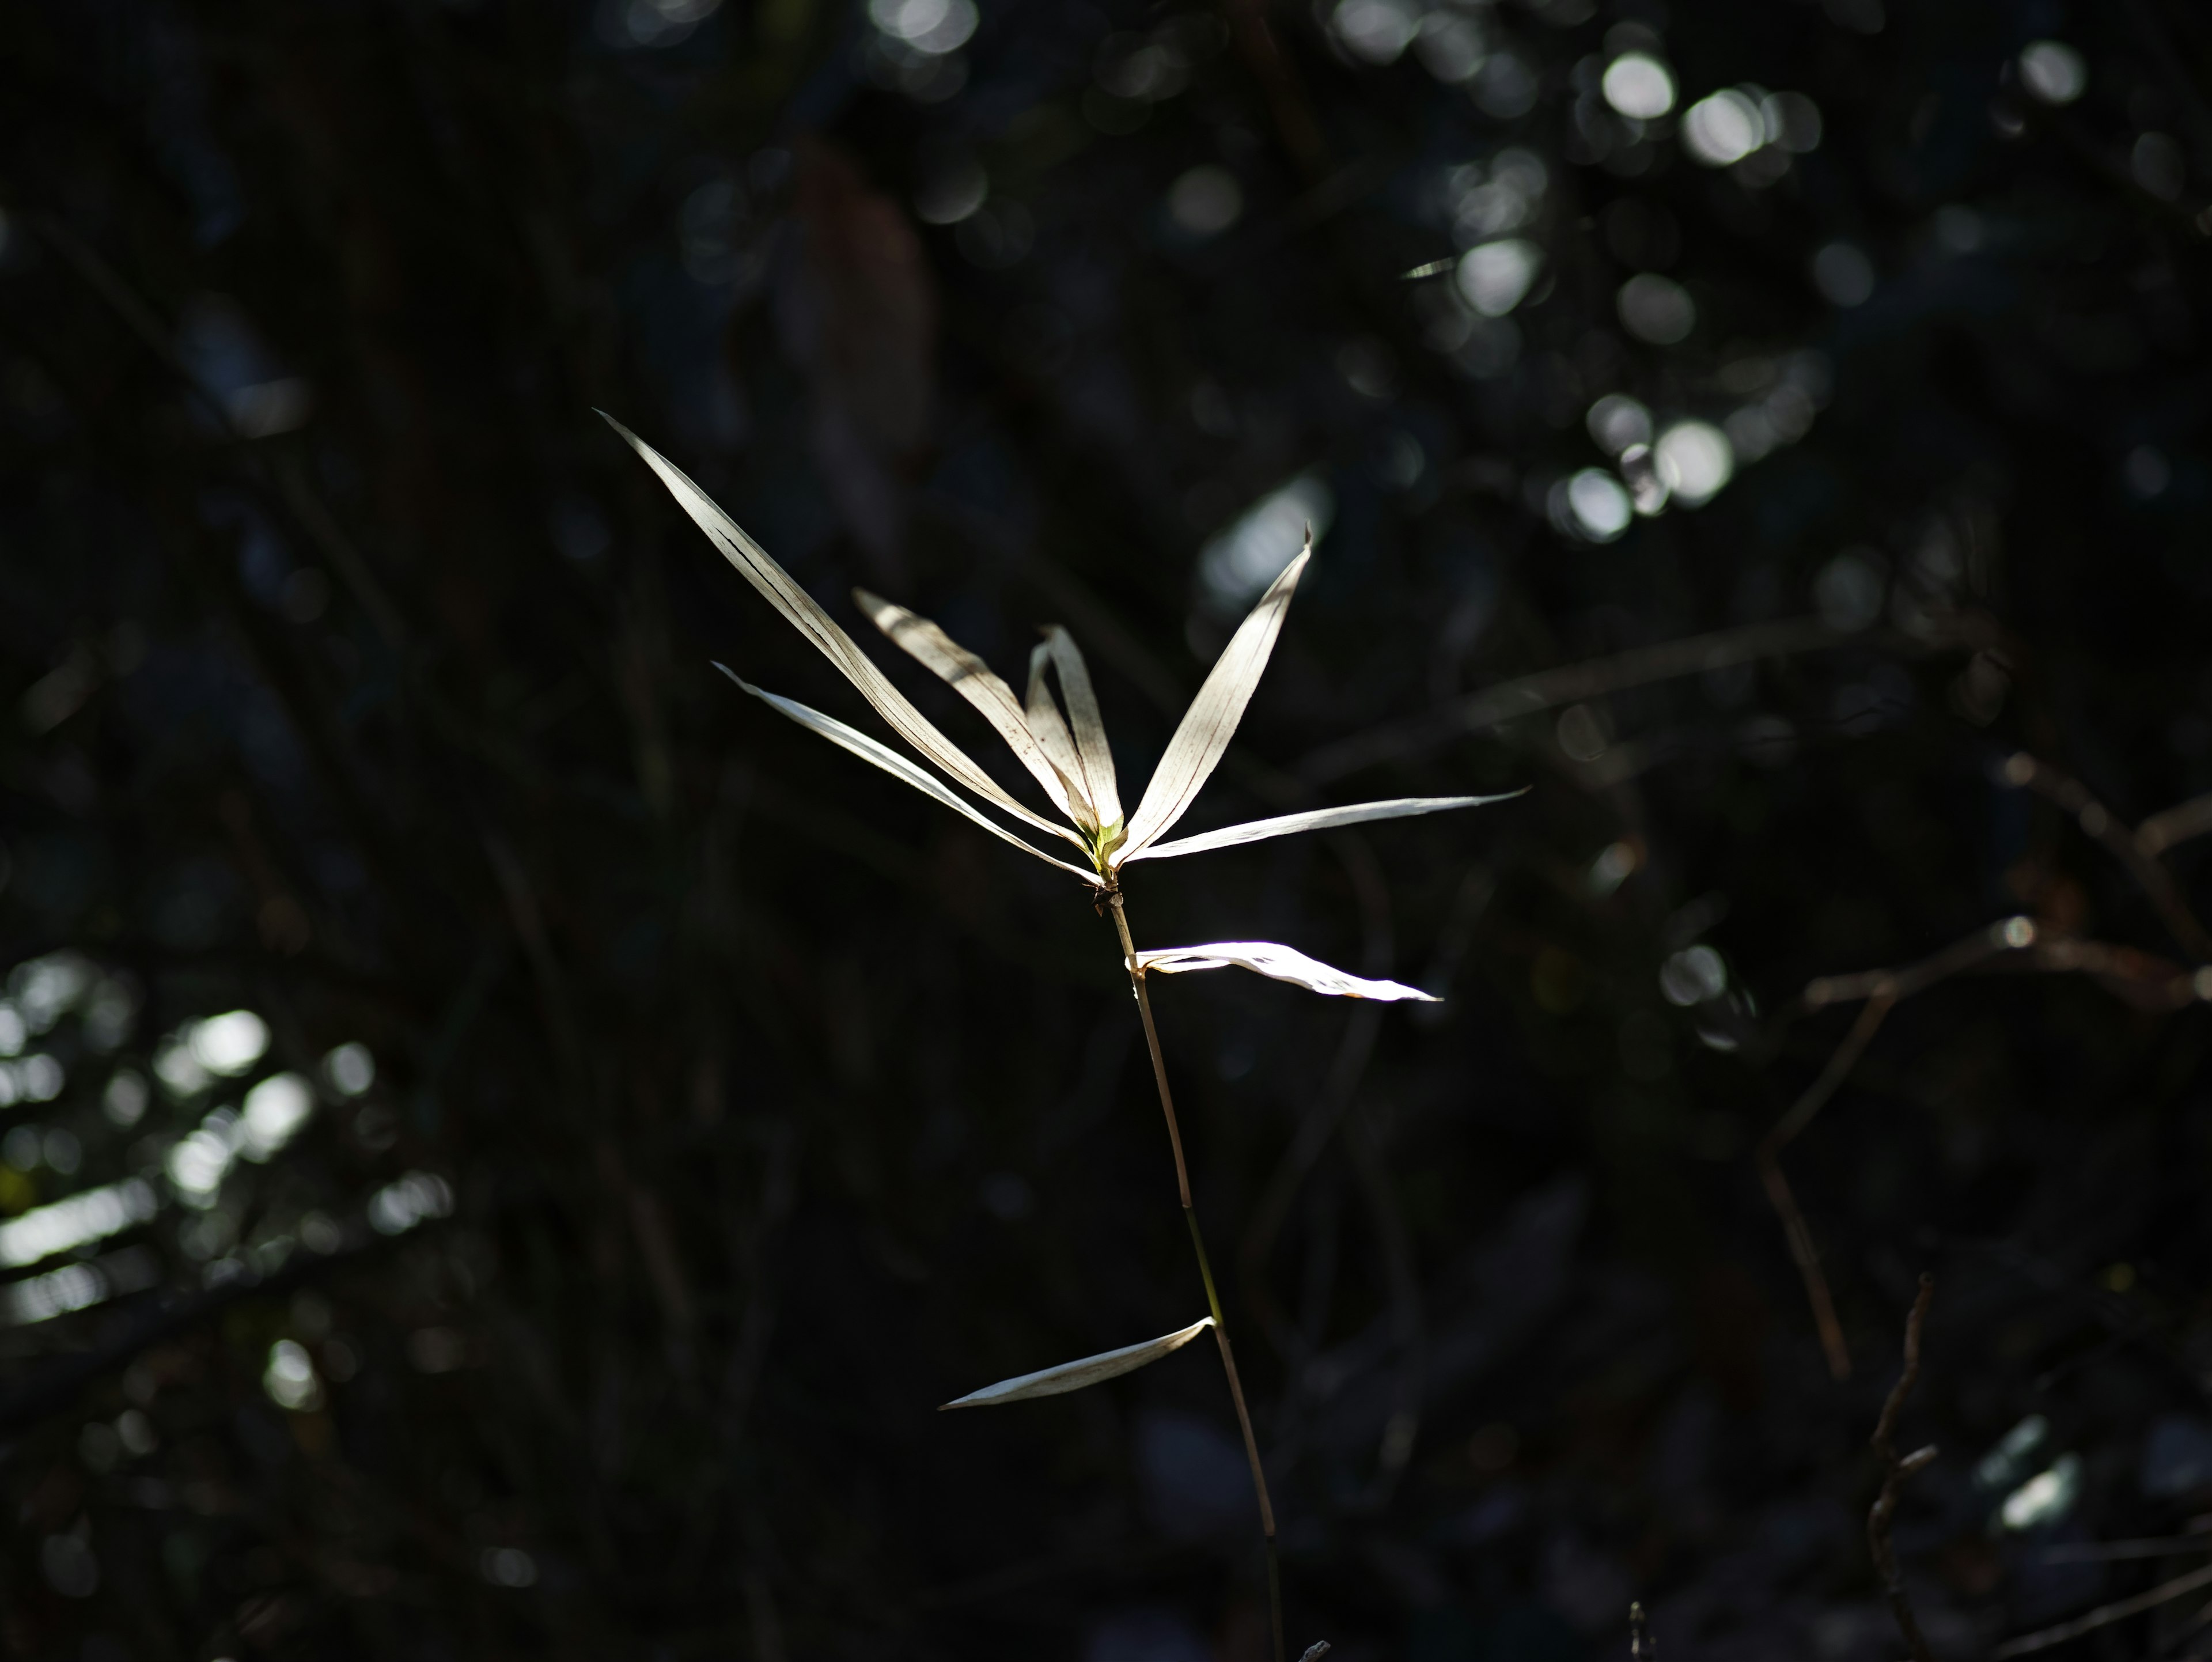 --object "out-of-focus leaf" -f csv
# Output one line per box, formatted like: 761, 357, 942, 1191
779, 138, 935, 580
1124, 792, 1526, 864
1136, 942, 1437, 1002
1117, 543, 1309, 864
941, 1318, 1214, 1409
605, 418, 1083, 851
855, 589, 1086, 825
714, 666, 1096, 880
